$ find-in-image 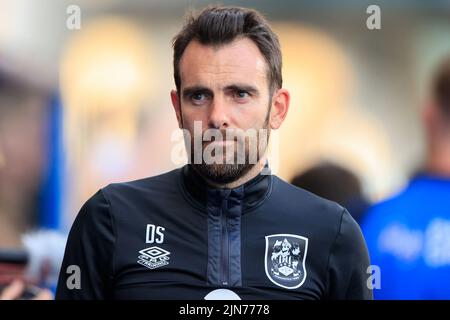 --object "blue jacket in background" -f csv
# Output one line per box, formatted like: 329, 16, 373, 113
362, 174, 450, 299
